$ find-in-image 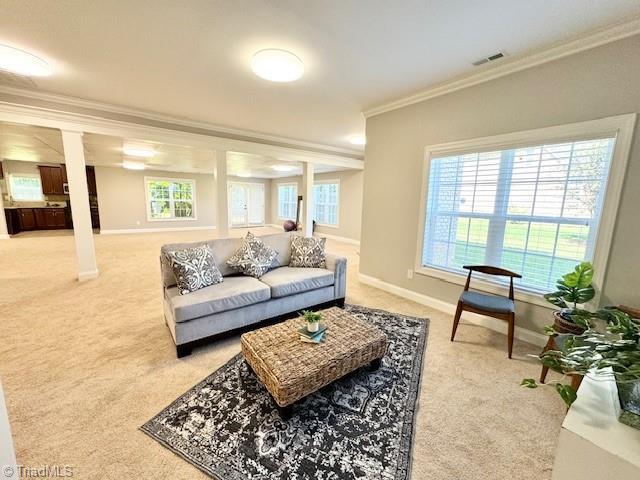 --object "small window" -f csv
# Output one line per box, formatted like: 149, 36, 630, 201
145, 177, 196, 221
313, 181, 339, 226
277, 184, 298, 220
9, 174, 44, 201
